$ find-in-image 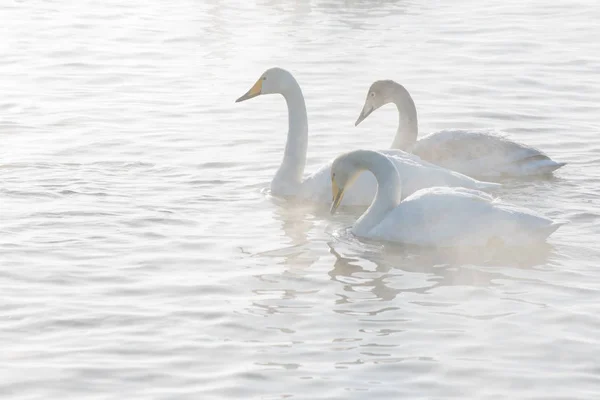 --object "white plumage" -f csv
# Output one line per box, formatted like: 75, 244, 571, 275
355, 80, 566, 179
236, 68, 500, 207
330, 150, 565, 247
